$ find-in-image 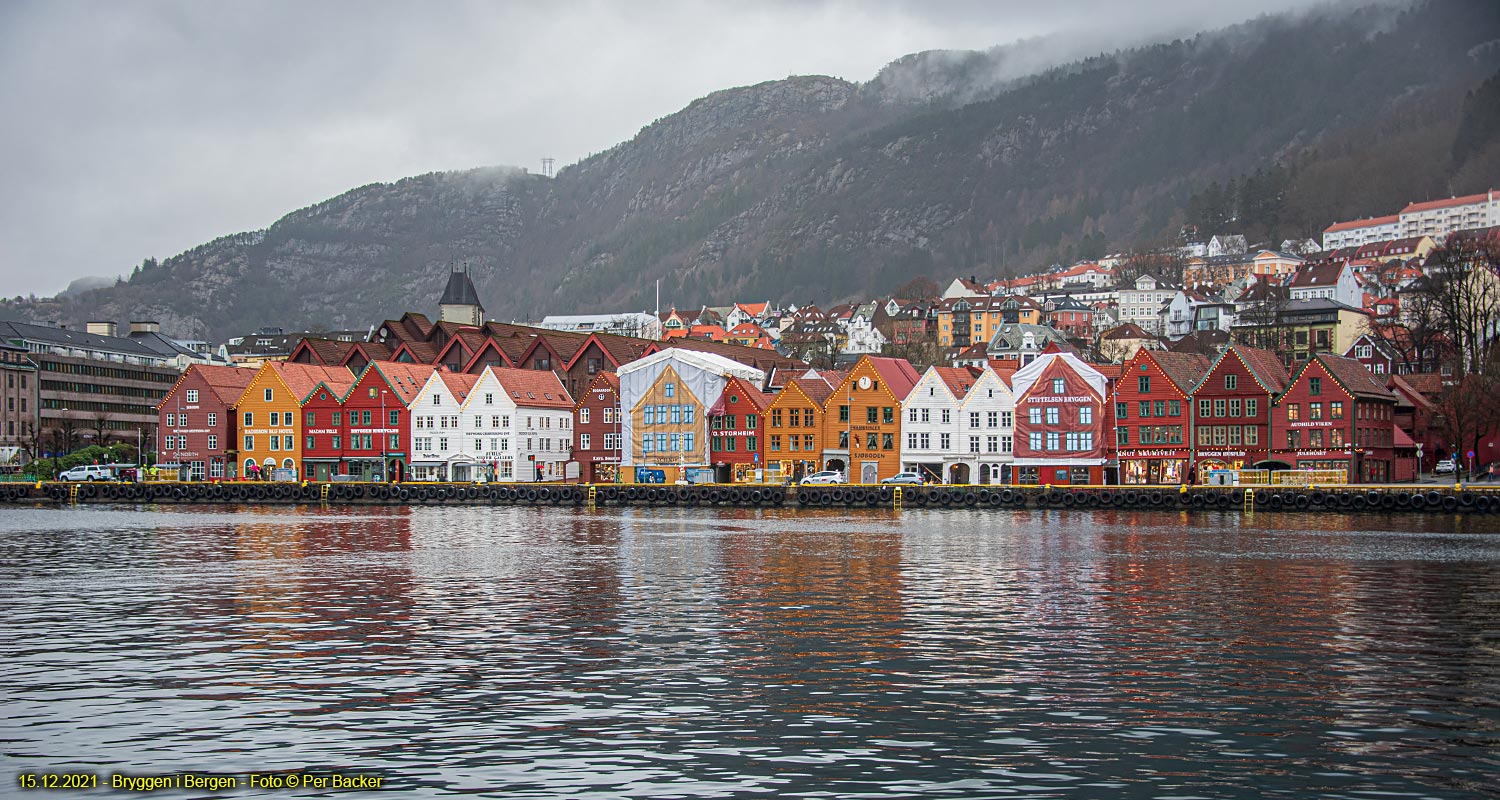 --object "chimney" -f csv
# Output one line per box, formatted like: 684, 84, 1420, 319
86, 321, 117, 337
129, 320, 160, 335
